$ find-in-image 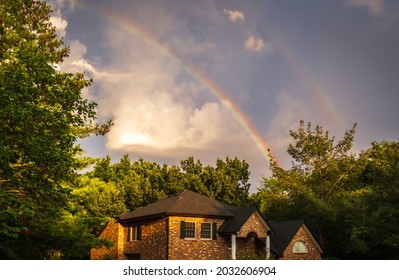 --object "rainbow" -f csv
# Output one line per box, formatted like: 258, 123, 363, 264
279, 43, 344, 134
261, 24, 344, 134
82, 3, 274, 162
